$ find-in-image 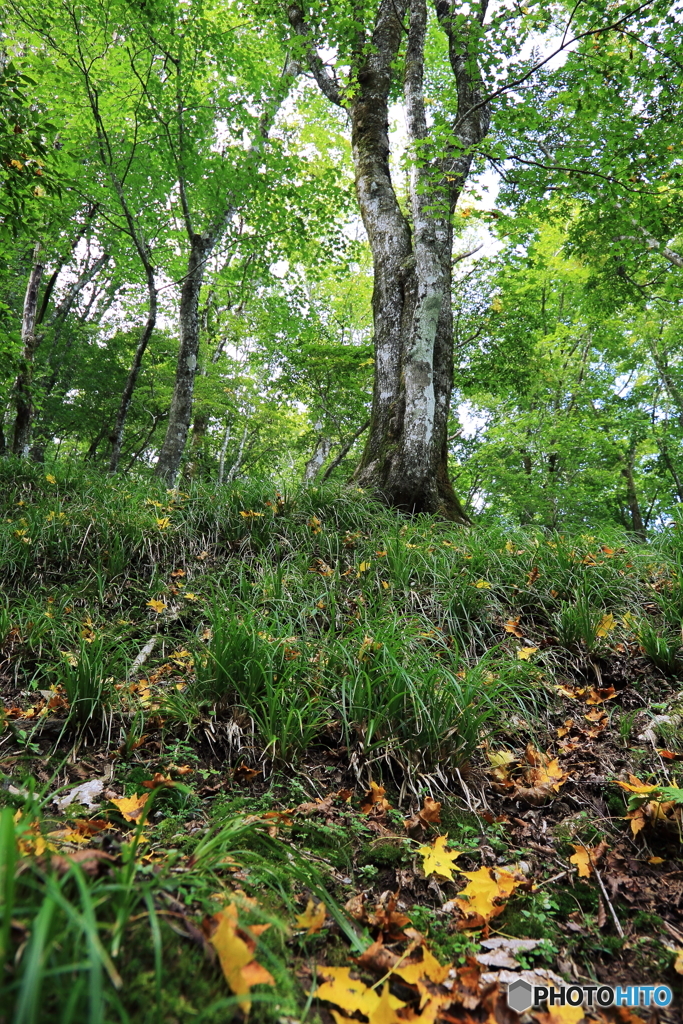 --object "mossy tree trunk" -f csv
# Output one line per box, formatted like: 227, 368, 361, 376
288, 0, 490, 520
